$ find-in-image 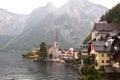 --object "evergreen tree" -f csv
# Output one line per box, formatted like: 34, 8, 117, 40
105, 3, 120, 23
84, 64, 102, 80
83, 33, 91, 44
39, 42, 48, 59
